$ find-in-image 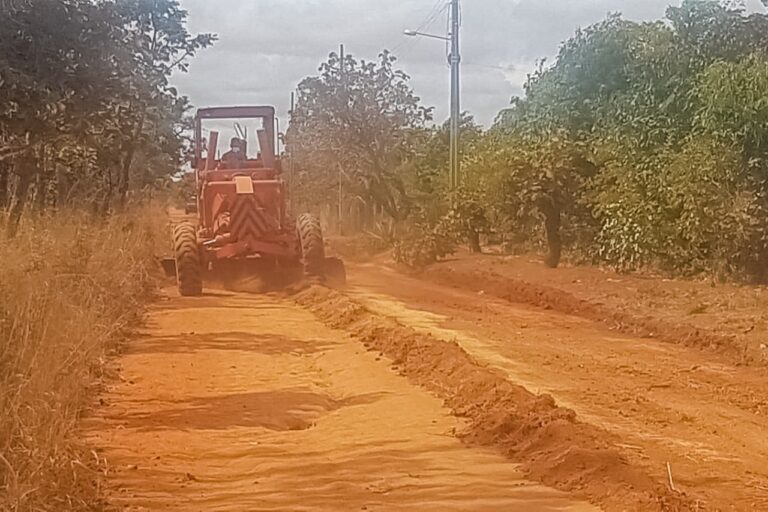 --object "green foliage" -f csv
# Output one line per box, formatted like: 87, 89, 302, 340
0, 0, 214, 233
483, 0, 768, 280
289, 1, 768, 281
288, 50, 431, 222
392, 211, 457, 269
